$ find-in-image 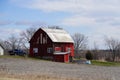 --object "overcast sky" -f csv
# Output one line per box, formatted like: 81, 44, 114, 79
0, 0, 120, 49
